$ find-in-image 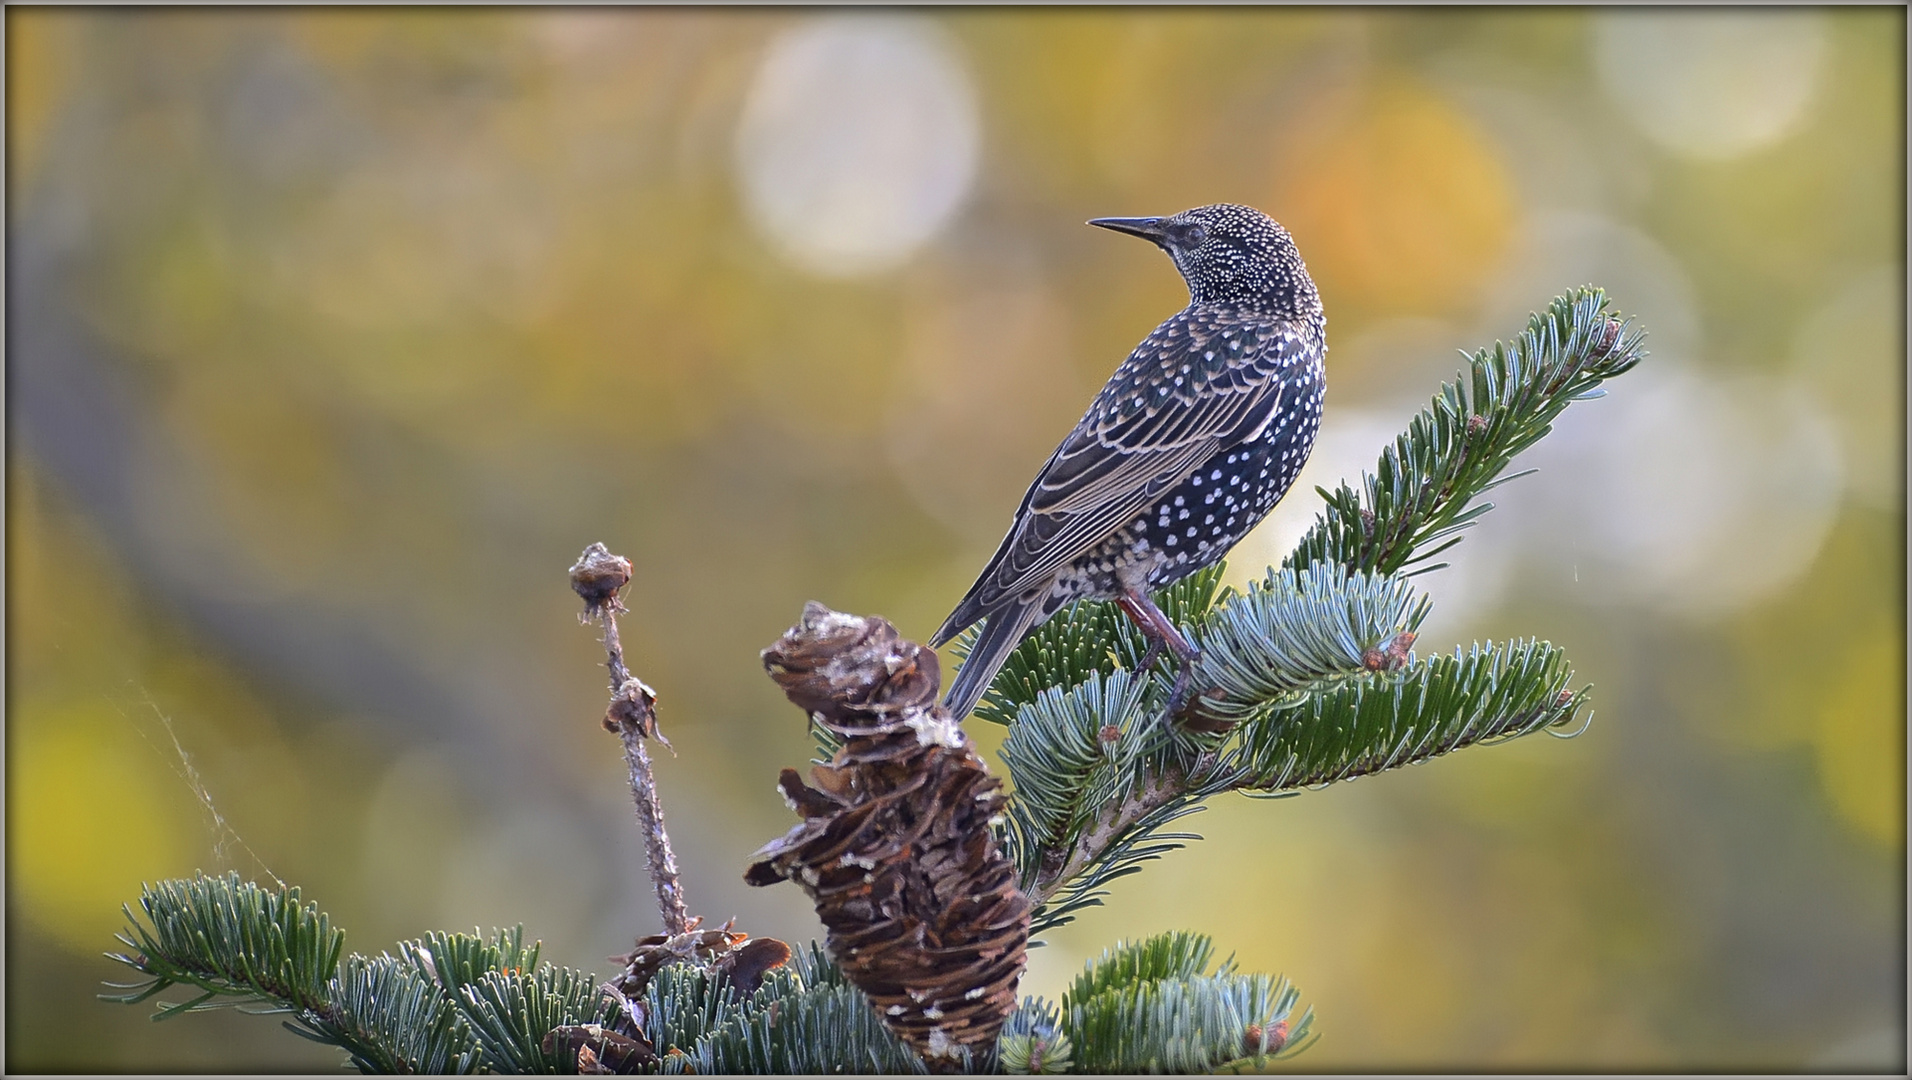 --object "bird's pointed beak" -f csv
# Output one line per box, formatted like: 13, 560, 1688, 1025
1088, 216, 1171, 243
